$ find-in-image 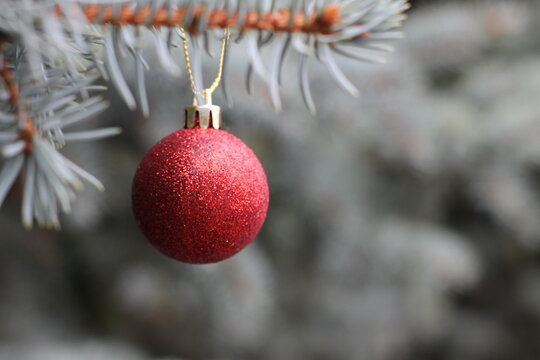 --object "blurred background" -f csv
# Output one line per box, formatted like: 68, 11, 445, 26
1, 0, 540, 359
